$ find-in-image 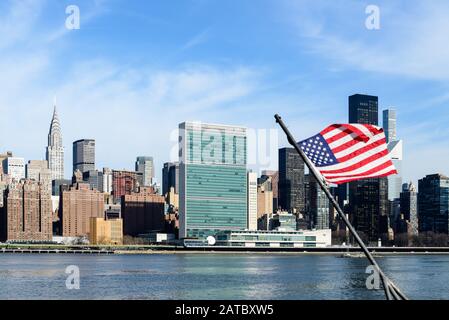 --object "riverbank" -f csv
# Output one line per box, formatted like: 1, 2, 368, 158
3, 244, 449, 255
